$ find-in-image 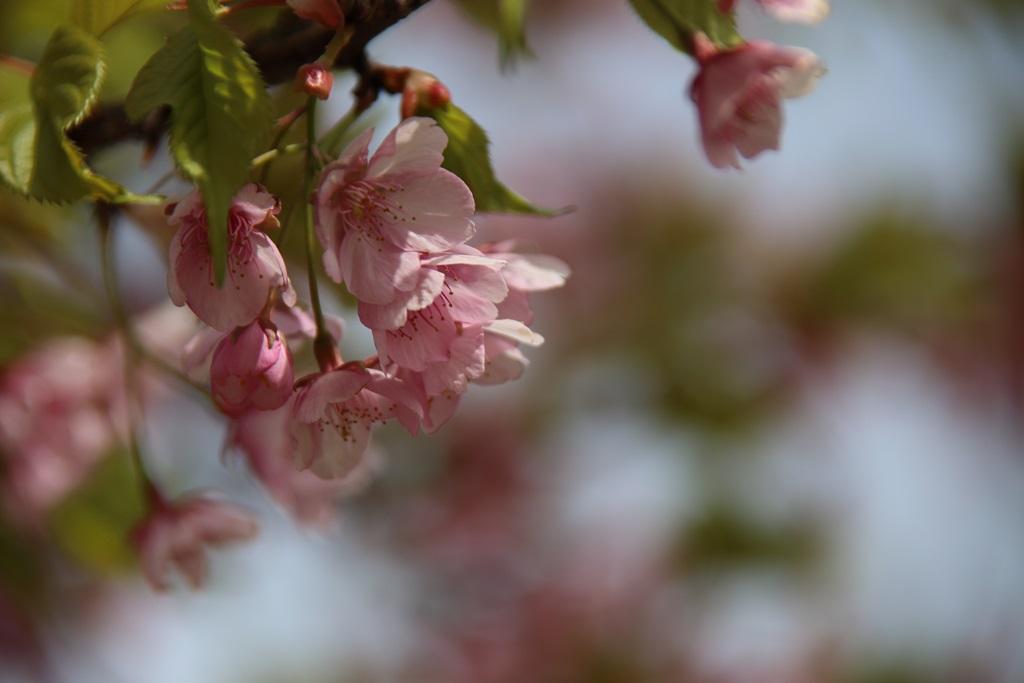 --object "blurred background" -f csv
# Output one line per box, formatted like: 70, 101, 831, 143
1, 0, 1024, 681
